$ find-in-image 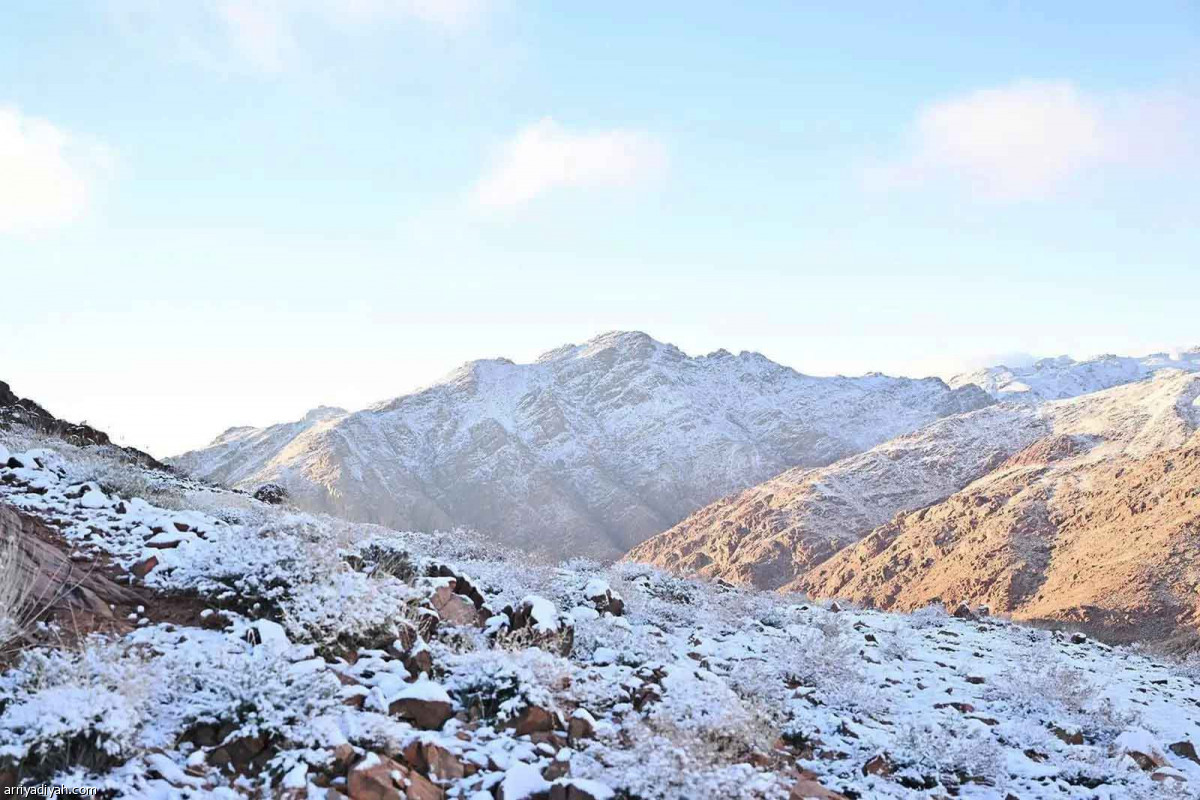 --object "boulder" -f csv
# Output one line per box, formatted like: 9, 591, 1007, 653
252, 483, 288, 505
789, 770, 847, 800
429, 583, 481, 627
512, 704, 557, 736
389, 679, 454, 730
401, 740, 472, 781
347, 753, 443, 800
568, 708, 596, 744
